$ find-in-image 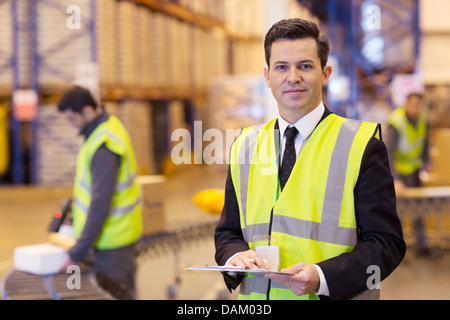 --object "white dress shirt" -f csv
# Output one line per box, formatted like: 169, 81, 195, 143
226, 102, 330, 297
277, 102, 329, 297
277, 102, 325, 162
